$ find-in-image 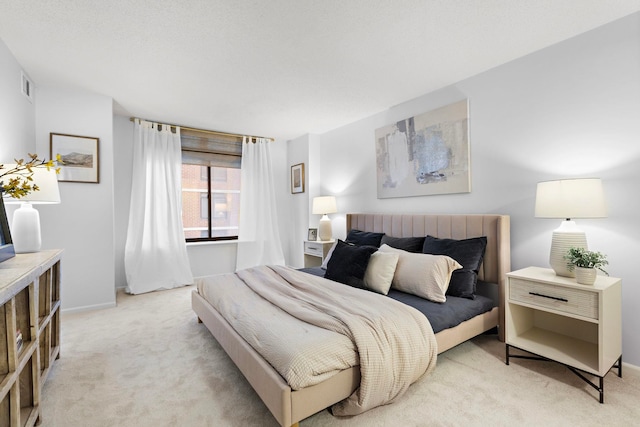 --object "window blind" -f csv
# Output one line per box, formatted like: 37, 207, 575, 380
180, 128, 242, 168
